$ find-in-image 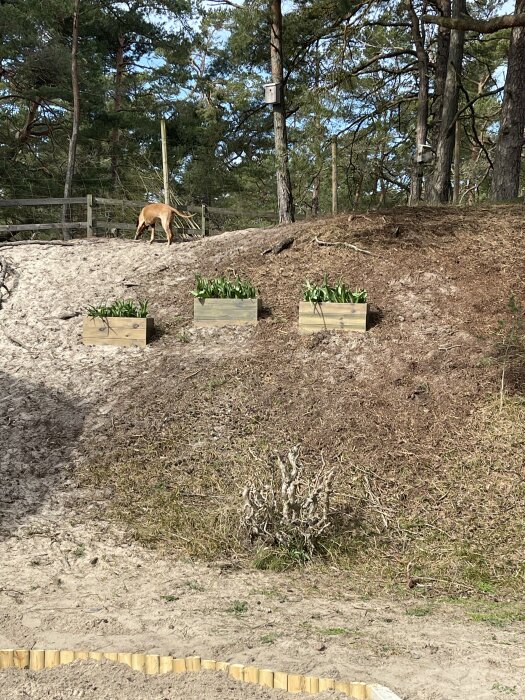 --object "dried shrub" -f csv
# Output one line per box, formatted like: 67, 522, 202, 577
242, 447, 335, 559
